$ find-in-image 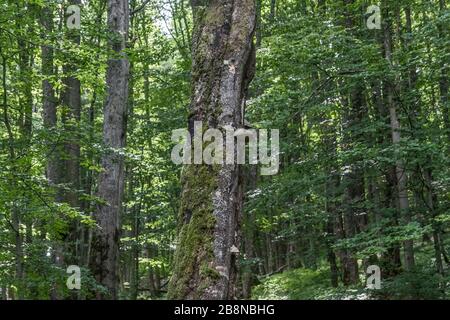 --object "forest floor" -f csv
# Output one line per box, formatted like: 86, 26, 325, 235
251, 268, 337, 300
251, 248, 450, 300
